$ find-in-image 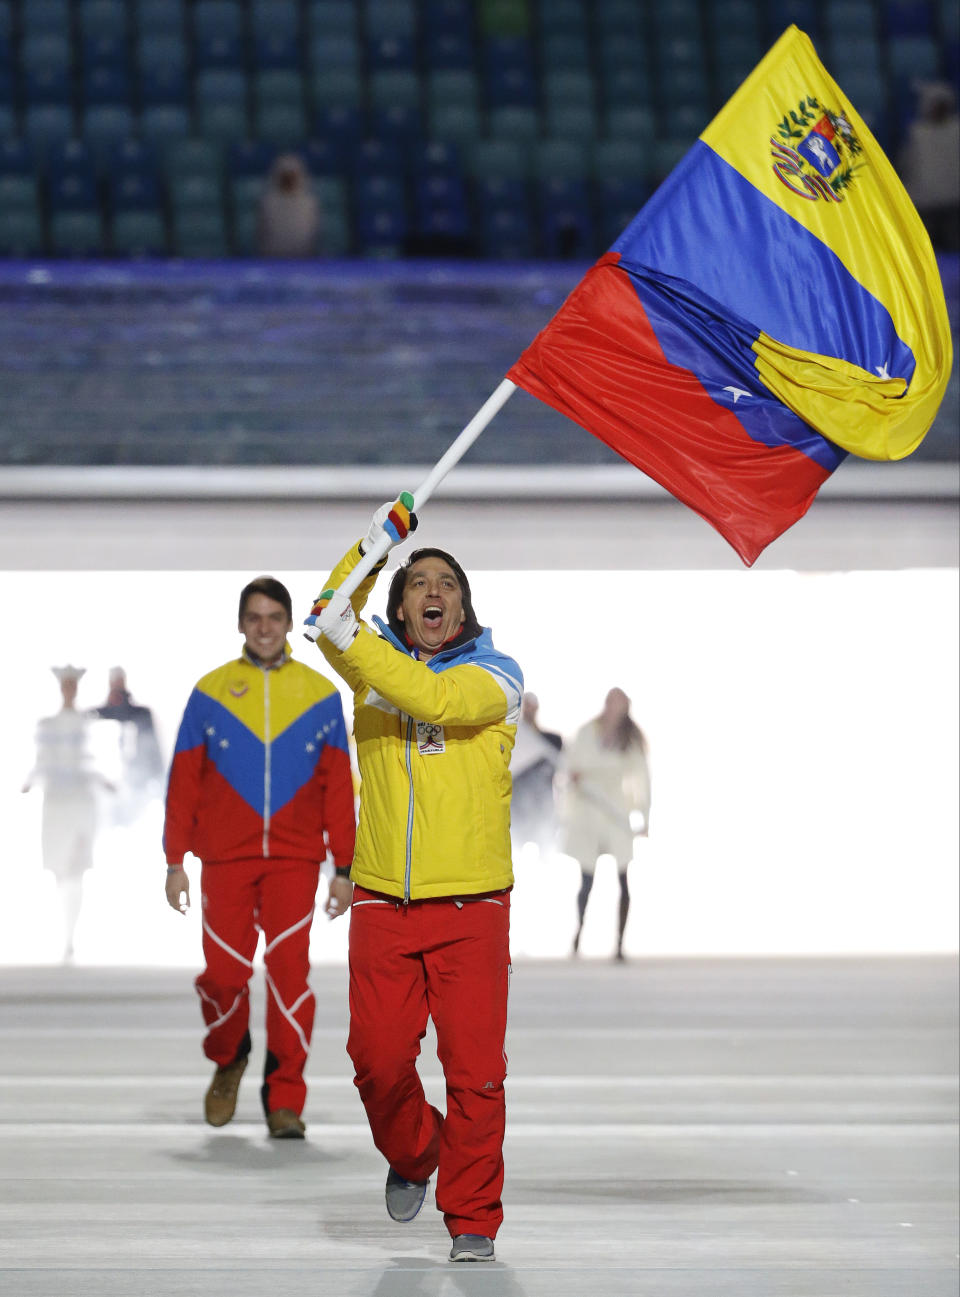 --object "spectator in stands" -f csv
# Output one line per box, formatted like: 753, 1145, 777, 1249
256, 153, 322, 258
898, 81, 960, 253
562, 687, 651, 962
